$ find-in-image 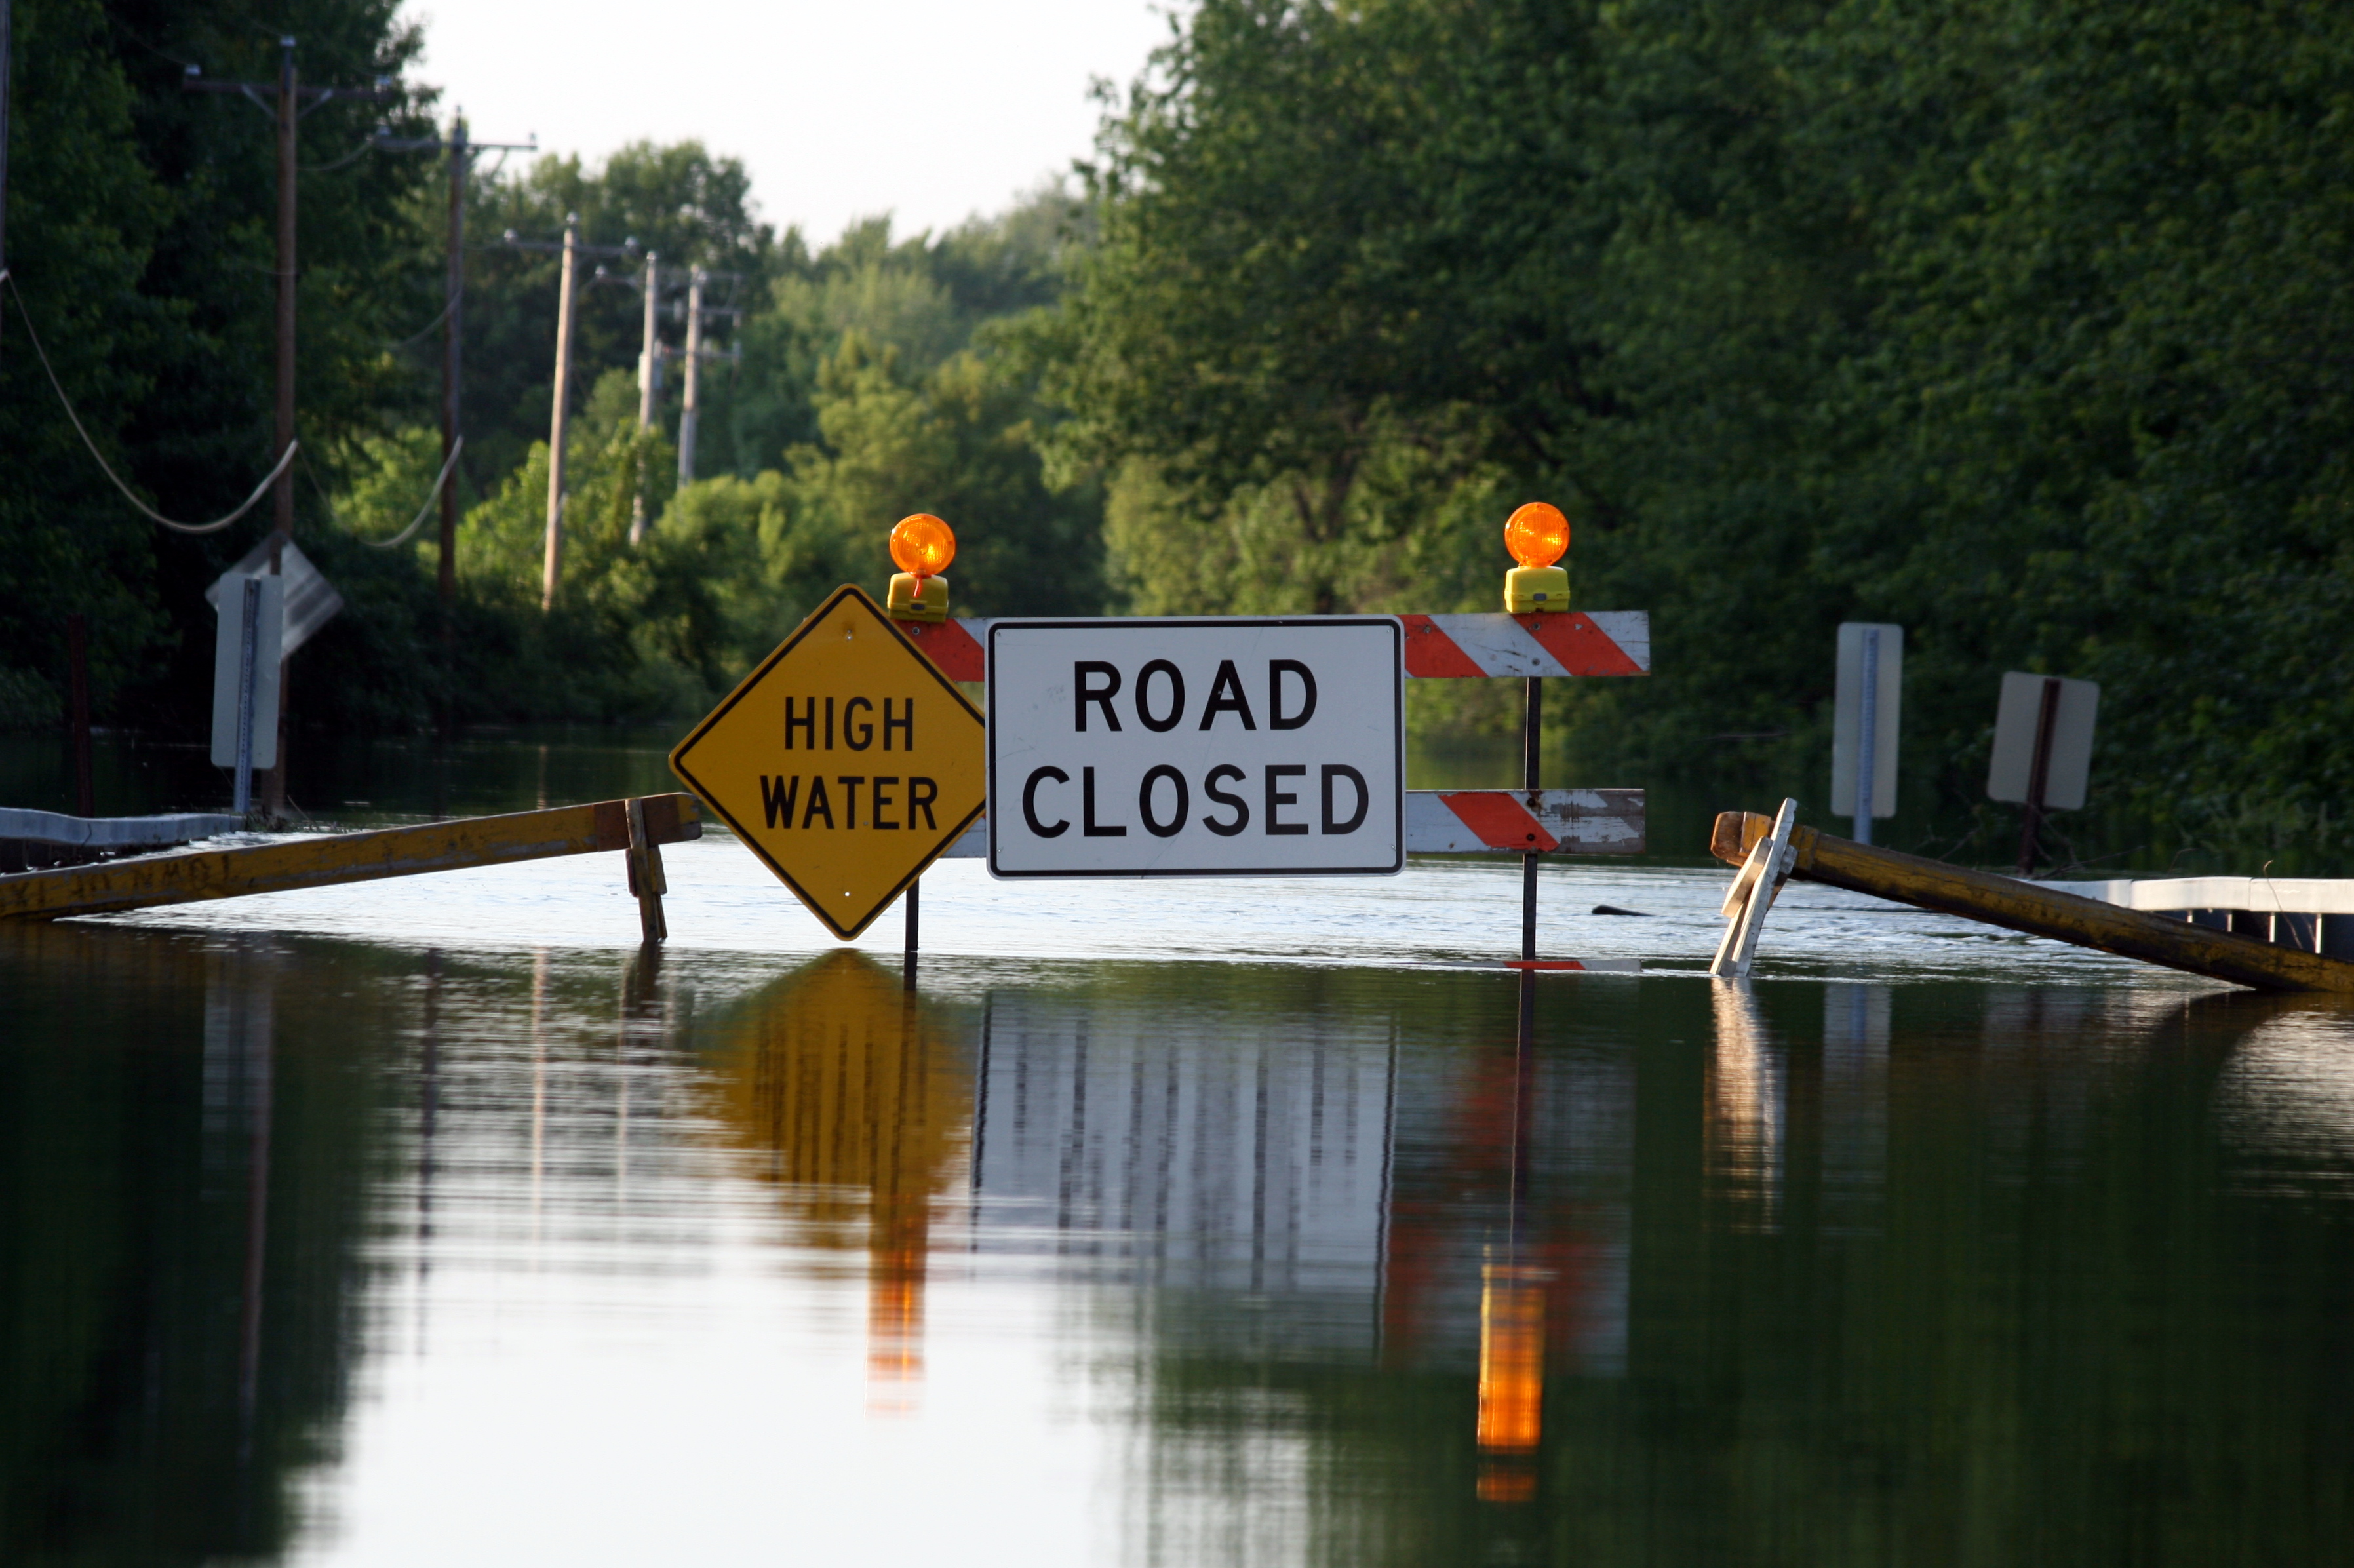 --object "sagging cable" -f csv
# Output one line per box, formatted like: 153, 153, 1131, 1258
355, 436, 464, 549
1, 270, 296, 535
